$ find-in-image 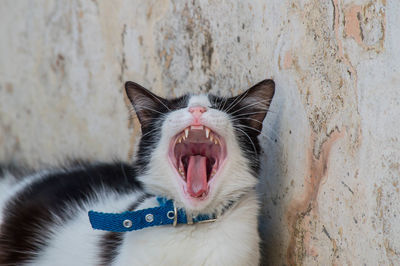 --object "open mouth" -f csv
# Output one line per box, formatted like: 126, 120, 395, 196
169, 125, 226, 200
